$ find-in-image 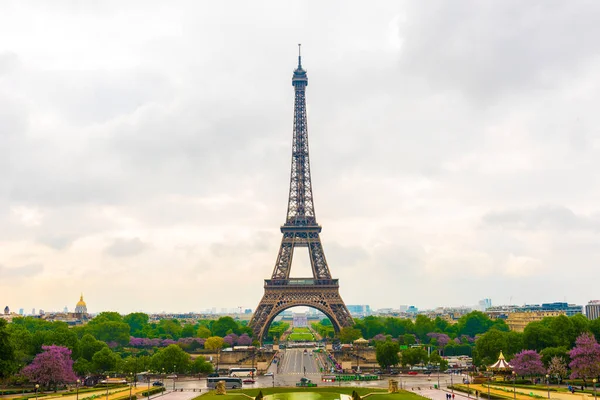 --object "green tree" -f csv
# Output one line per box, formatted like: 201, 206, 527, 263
79, 334, 107, 361
156, 319, 183, 339
123, 313, 149, 337
523, 322, 555, 351
91, 312, 124, 324
339, 327, 362, 343
151, 344, 191, 373
211, 317, 239, 337
204, 336, 225, 350
87, 320, 130, 346
181, 324, 196, 338
540, 346, 569, 367
0, 319, 17, 378
92, 347, 120, 373
196, 327, 212, 339
429, 351, 449, 372
414, 315, 435, 341
474, 328, 523, 366
375, 340, 400, 371
401, 347, 428, 367
191, 357, 214, 374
